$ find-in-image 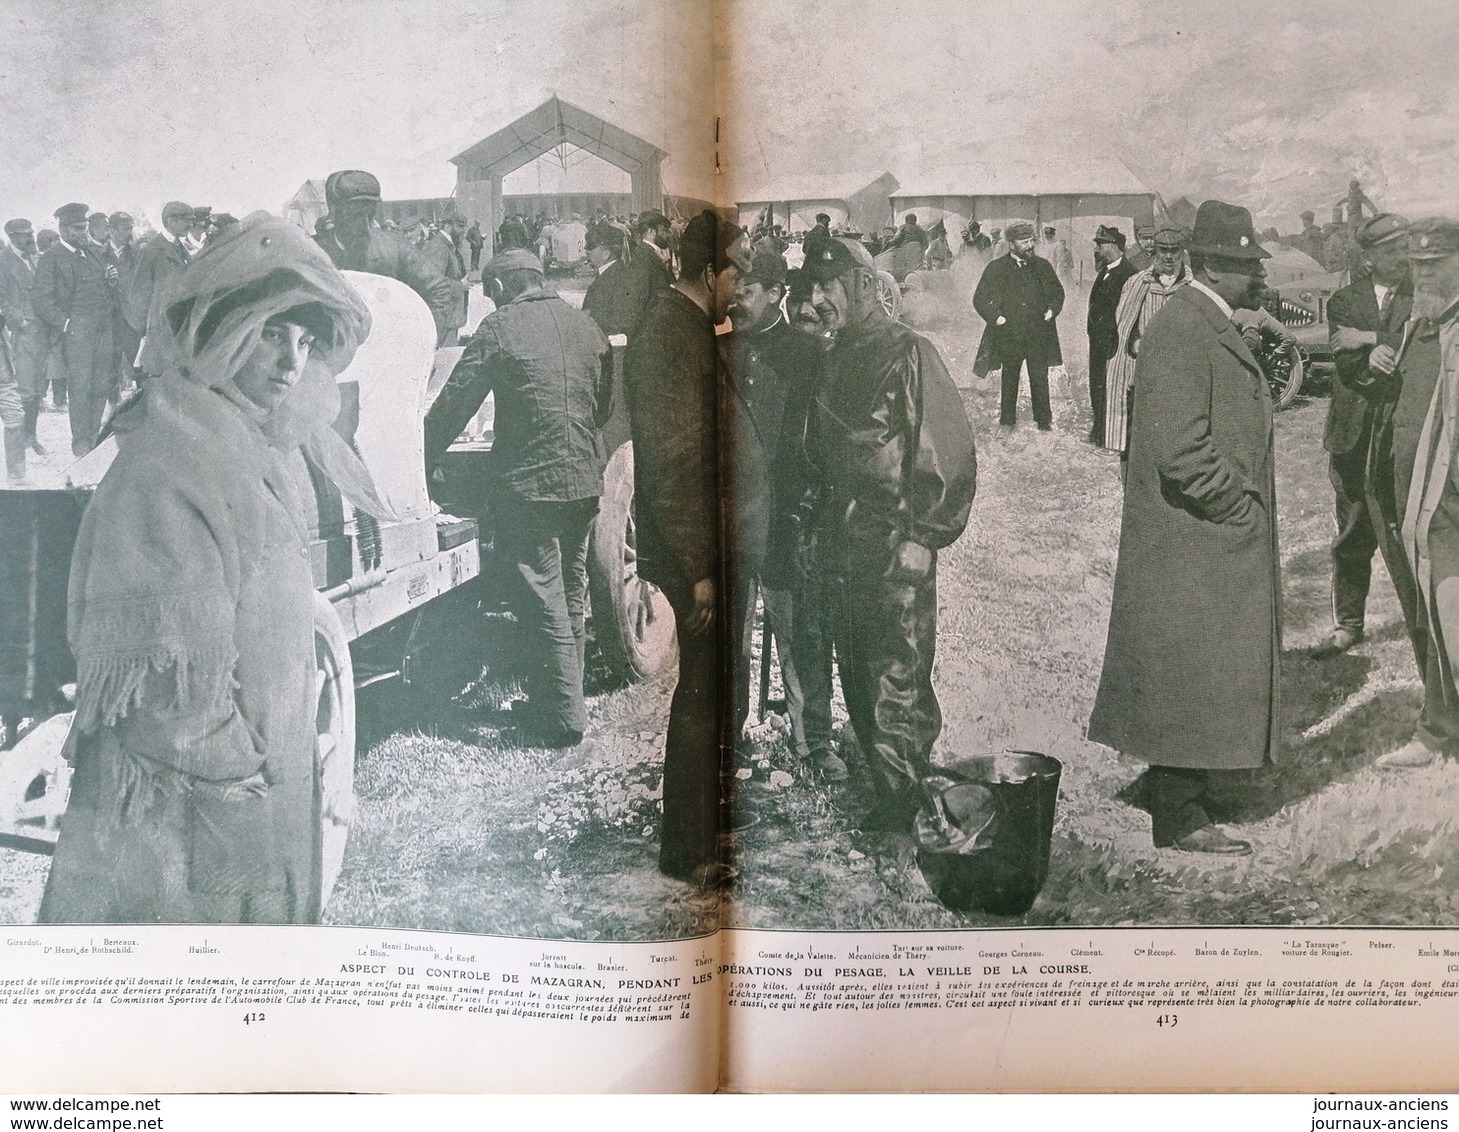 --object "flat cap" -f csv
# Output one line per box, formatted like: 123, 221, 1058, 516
1136, 225, 1157, 238
1153, 226, 1187, 247
162, 200, 193, 221
54, 202, 89, 224
1005, 220, 1036, 241
1093, 224, 1125, 248
87, 211, 108, 225
485, 248, 544, 275
107, 211, 133, 226
802, 235, 876, 283
741, 244, 788, 286
324, 170, 382, 203
1407, 217, 1459, 260
634, 209, 670, 235
4, 219, 33, 236
1355, 212, 1408, 248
